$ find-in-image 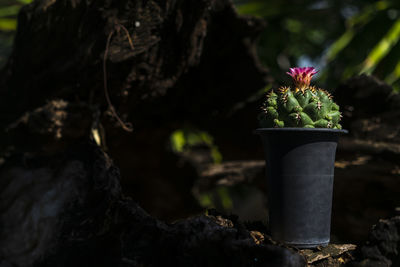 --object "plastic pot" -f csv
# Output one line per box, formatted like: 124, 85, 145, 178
255, 128, 347, 248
